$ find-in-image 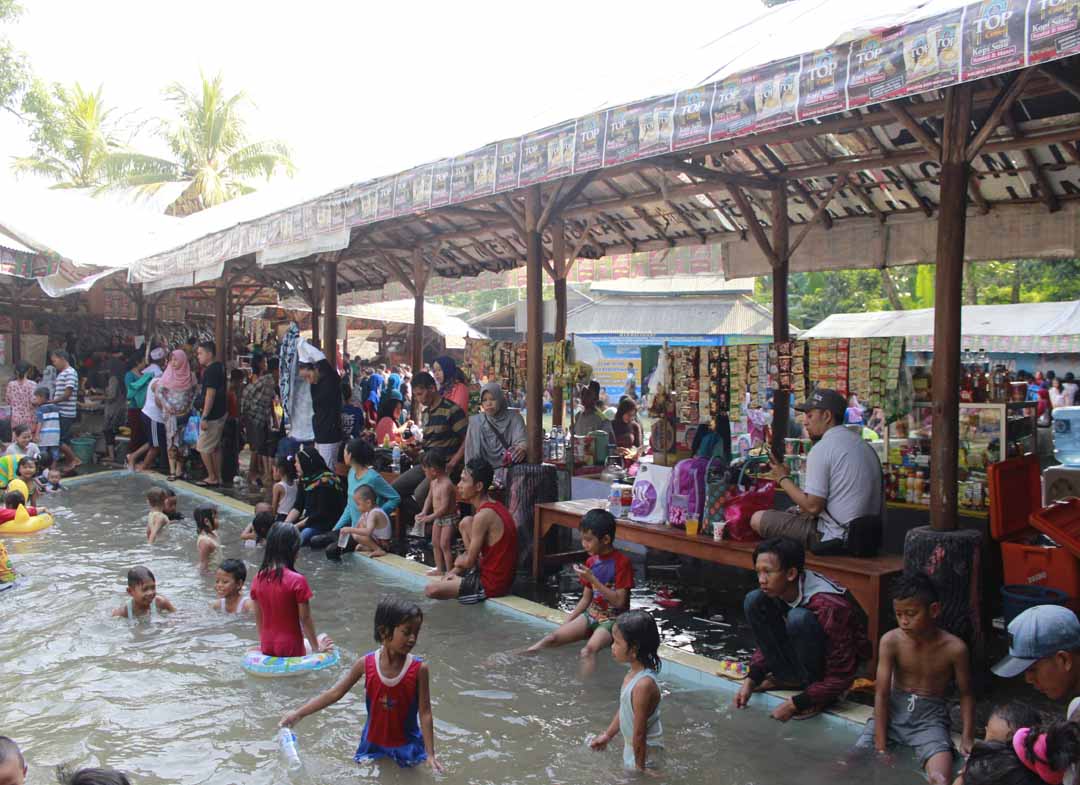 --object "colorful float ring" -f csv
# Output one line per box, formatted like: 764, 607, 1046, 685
242, 647, 340, 677
0, 512, 54, 535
